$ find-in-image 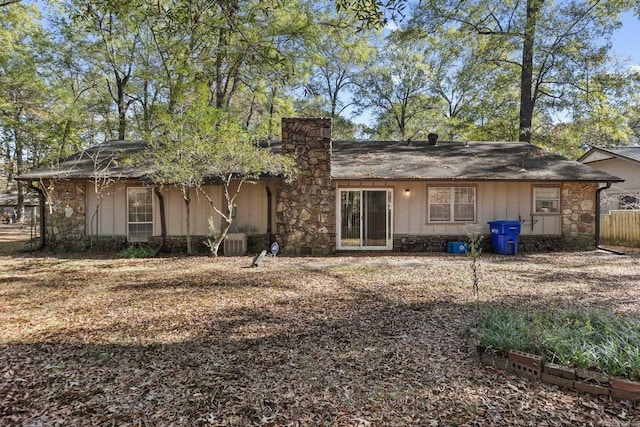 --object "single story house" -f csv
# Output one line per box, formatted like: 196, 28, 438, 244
18, 118, 623, 254
0, 191, 40, 223
578, 146, 640, 213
